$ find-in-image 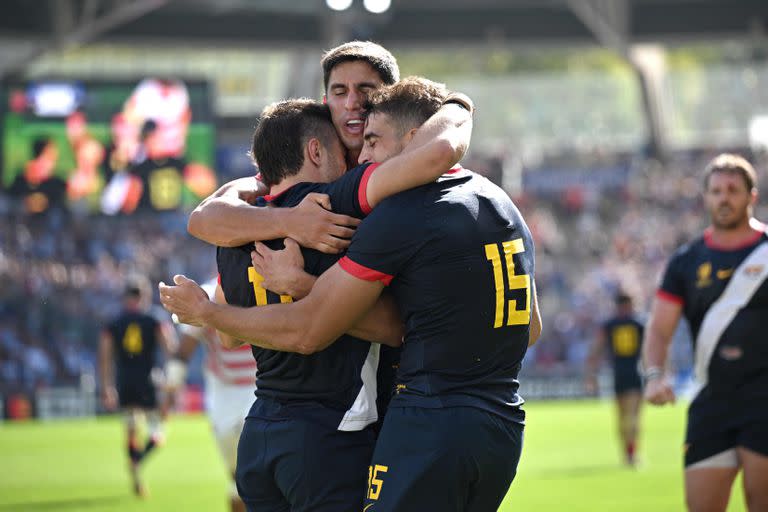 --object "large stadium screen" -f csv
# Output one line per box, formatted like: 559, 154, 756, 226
1, 78, 217, 214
